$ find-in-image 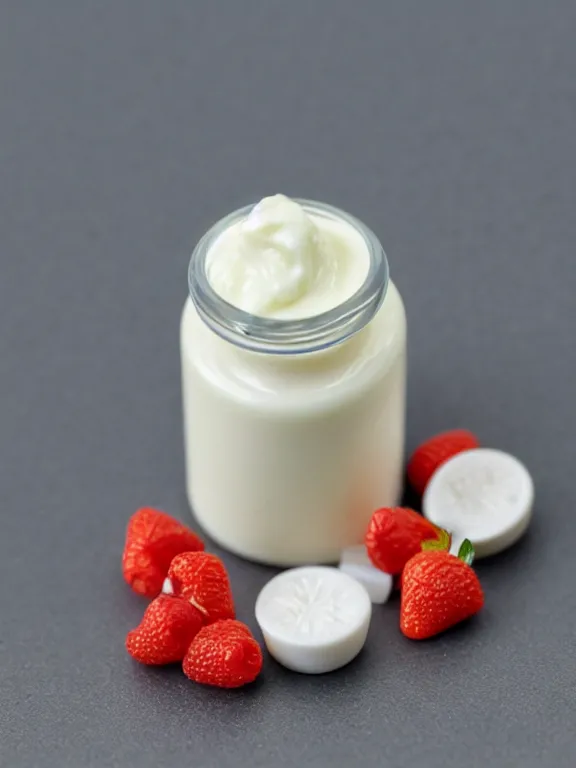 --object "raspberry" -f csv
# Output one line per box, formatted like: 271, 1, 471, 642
122, 507, 204, 598
166, 552, 235, 622
407, 429, 480, 495
183, 620, 263, 688
126, 595, 204, 665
